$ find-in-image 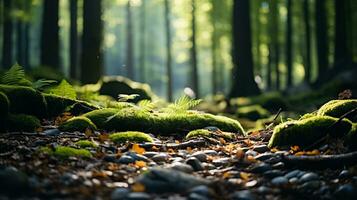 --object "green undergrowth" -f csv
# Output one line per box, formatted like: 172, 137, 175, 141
109, 131, 154, 143
0, 114, 41, 132
186, 129, 235, 140
317, 99, 357, 122
75, 140, 98, 148
59, 116, 97, 132
40, 146, 92, 158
